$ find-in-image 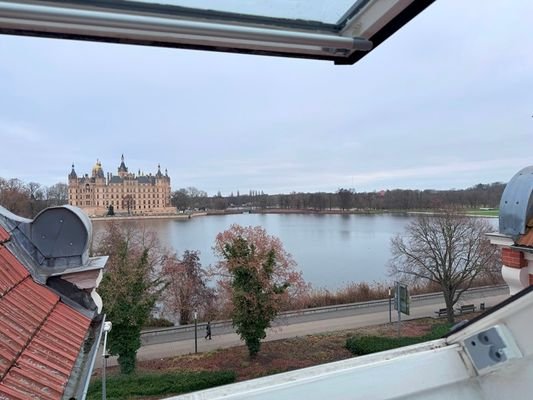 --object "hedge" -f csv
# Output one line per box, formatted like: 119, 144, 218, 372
87, 370, 236, 400
144, 317, 174, 328
346, 323, 452, 356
